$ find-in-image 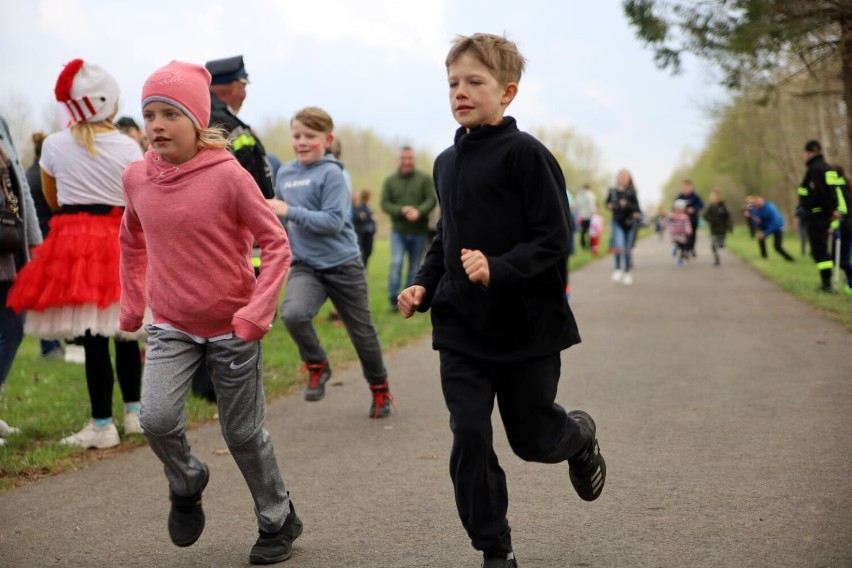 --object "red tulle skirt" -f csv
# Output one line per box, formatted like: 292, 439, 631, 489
7, 208, 127, 339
